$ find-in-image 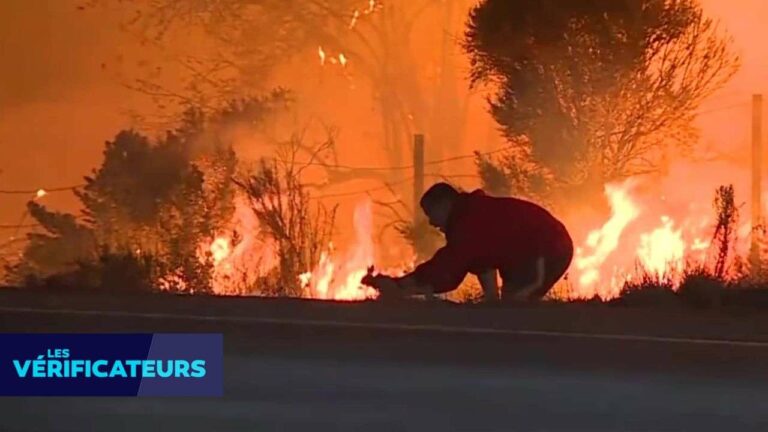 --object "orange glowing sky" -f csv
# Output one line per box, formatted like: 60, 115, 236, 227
696, 0, 768, 151
0, 0, 767, 229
